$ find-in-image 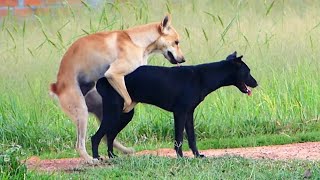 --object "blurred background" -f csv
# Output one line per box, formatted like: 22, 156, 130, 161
0, 0, 319, 158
